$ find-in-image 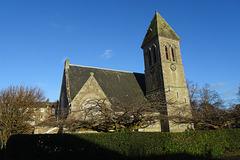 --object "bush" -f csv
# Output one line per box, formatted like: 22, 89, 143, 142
224, 129, 240, 154
5, 129, 240, 160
